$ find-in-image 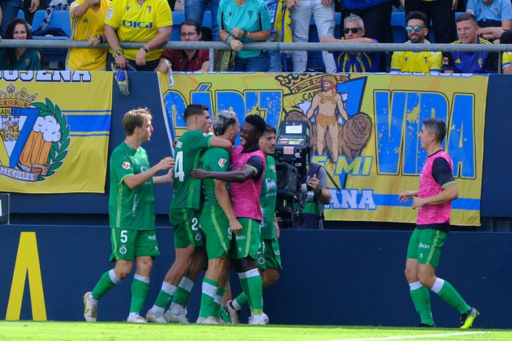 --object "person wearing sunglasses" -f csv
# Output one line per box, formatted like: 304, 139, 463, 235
321, 14, 379, 73
156, 19, 210, 72
443, 13, 497, 74
390, 11, 442, 73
